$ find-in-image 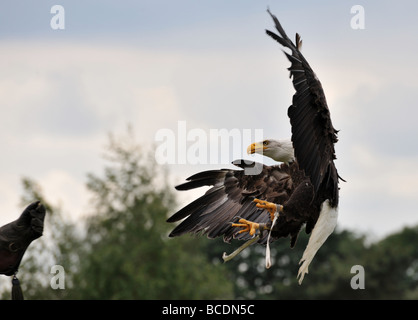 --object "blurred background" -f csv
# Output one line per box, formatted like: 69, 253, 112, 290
0, 0, 417, 299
